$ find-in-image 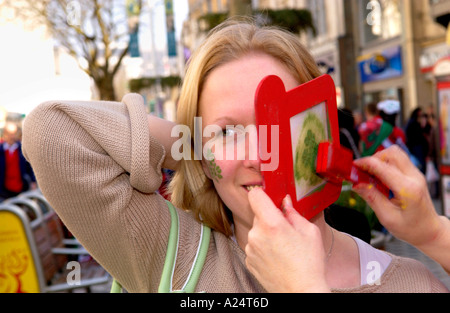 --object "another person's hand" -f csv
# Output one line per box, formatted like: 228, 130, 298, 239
245, 188, 330, 292
353, 145, 450, 272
